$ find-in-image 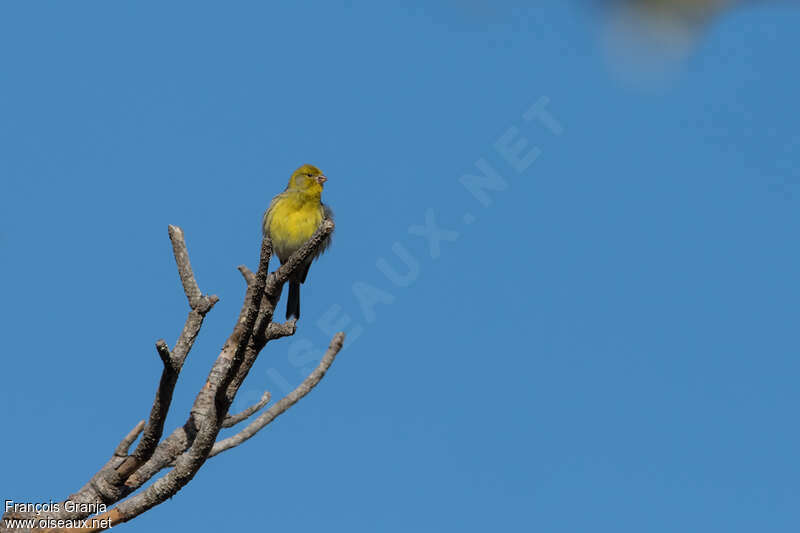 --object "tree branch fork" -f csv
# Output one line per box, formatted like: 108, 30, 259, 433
1, 220, 341, 533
